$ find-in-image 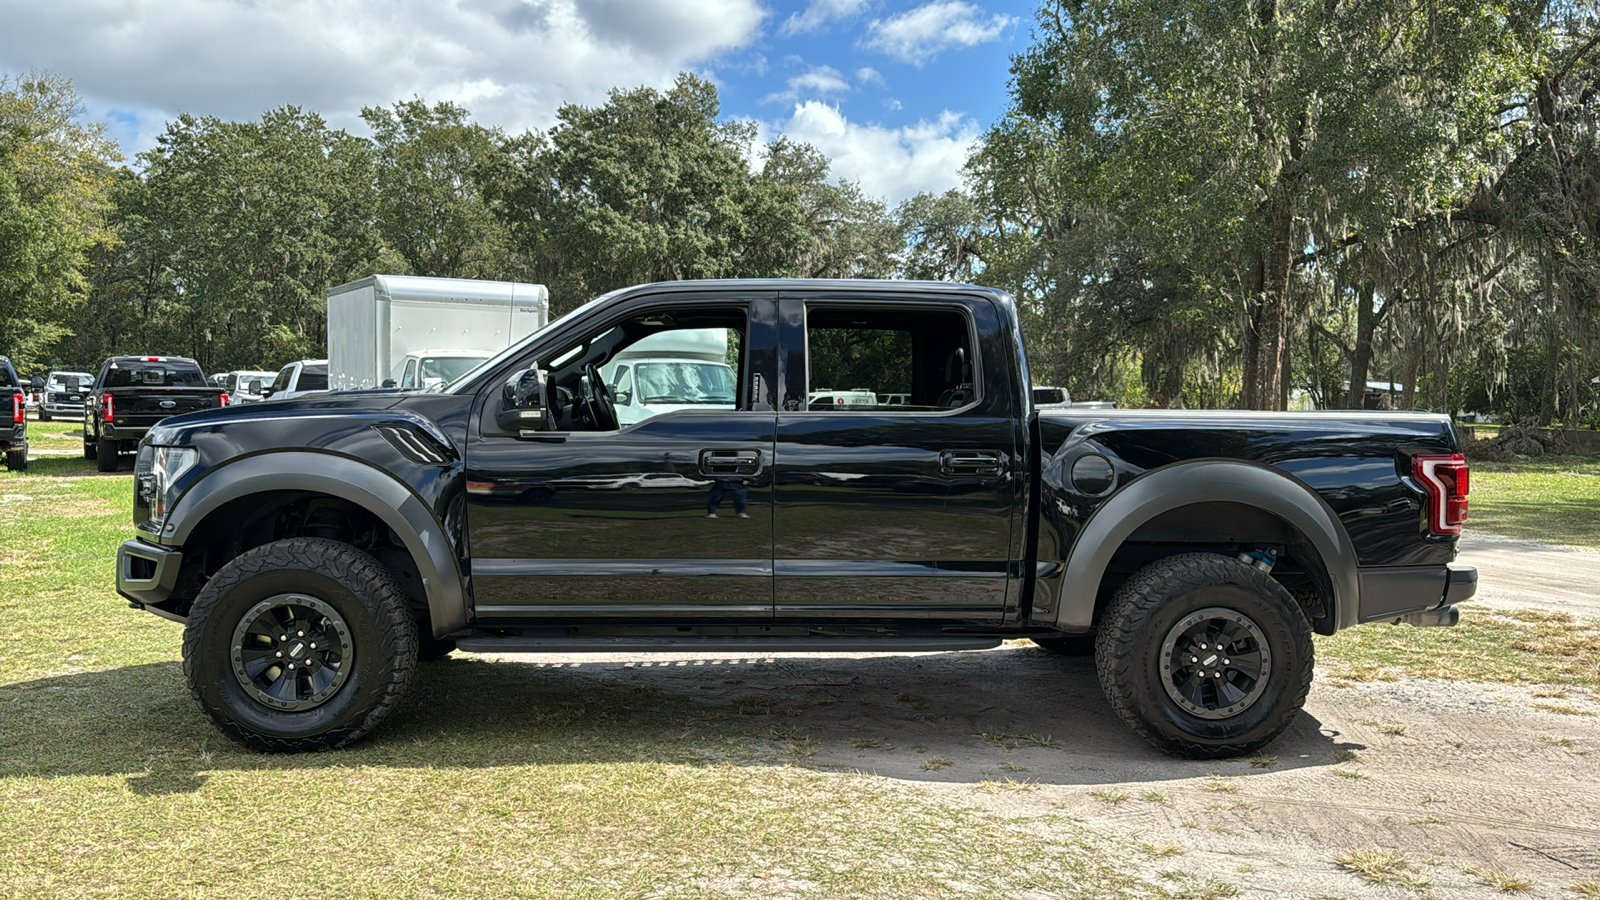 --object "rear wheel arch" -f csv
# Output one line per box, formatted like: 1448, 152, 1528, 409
1052, 460, 1359, 636
166, 453, 468, 638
